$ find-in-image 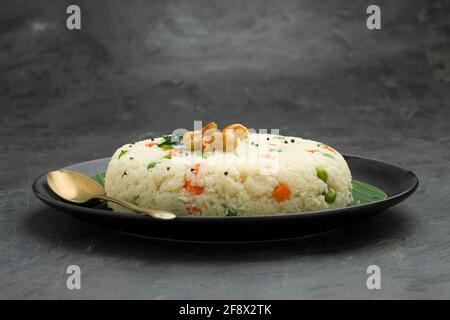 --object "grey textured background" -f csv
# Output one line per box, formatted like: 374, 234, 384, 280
1, 0, 449, 299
